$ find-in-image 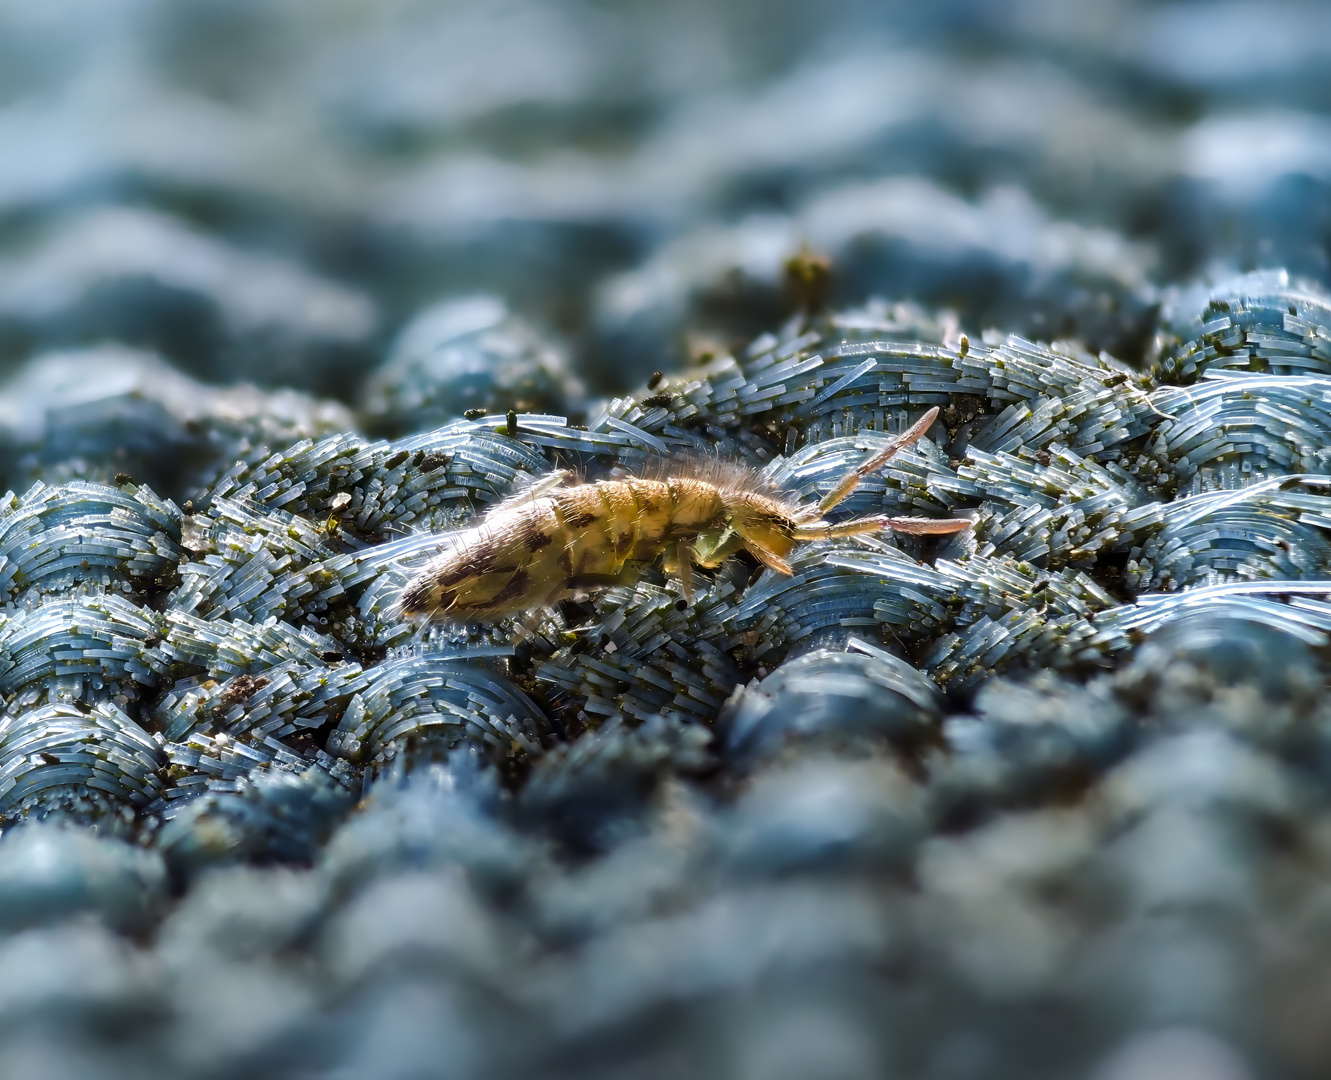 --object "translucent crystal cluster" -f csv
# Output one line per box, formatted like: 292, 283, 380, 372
0, 271, 1319, 835
2, 0, 1331, 1076
0, 259, 1326, 1073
